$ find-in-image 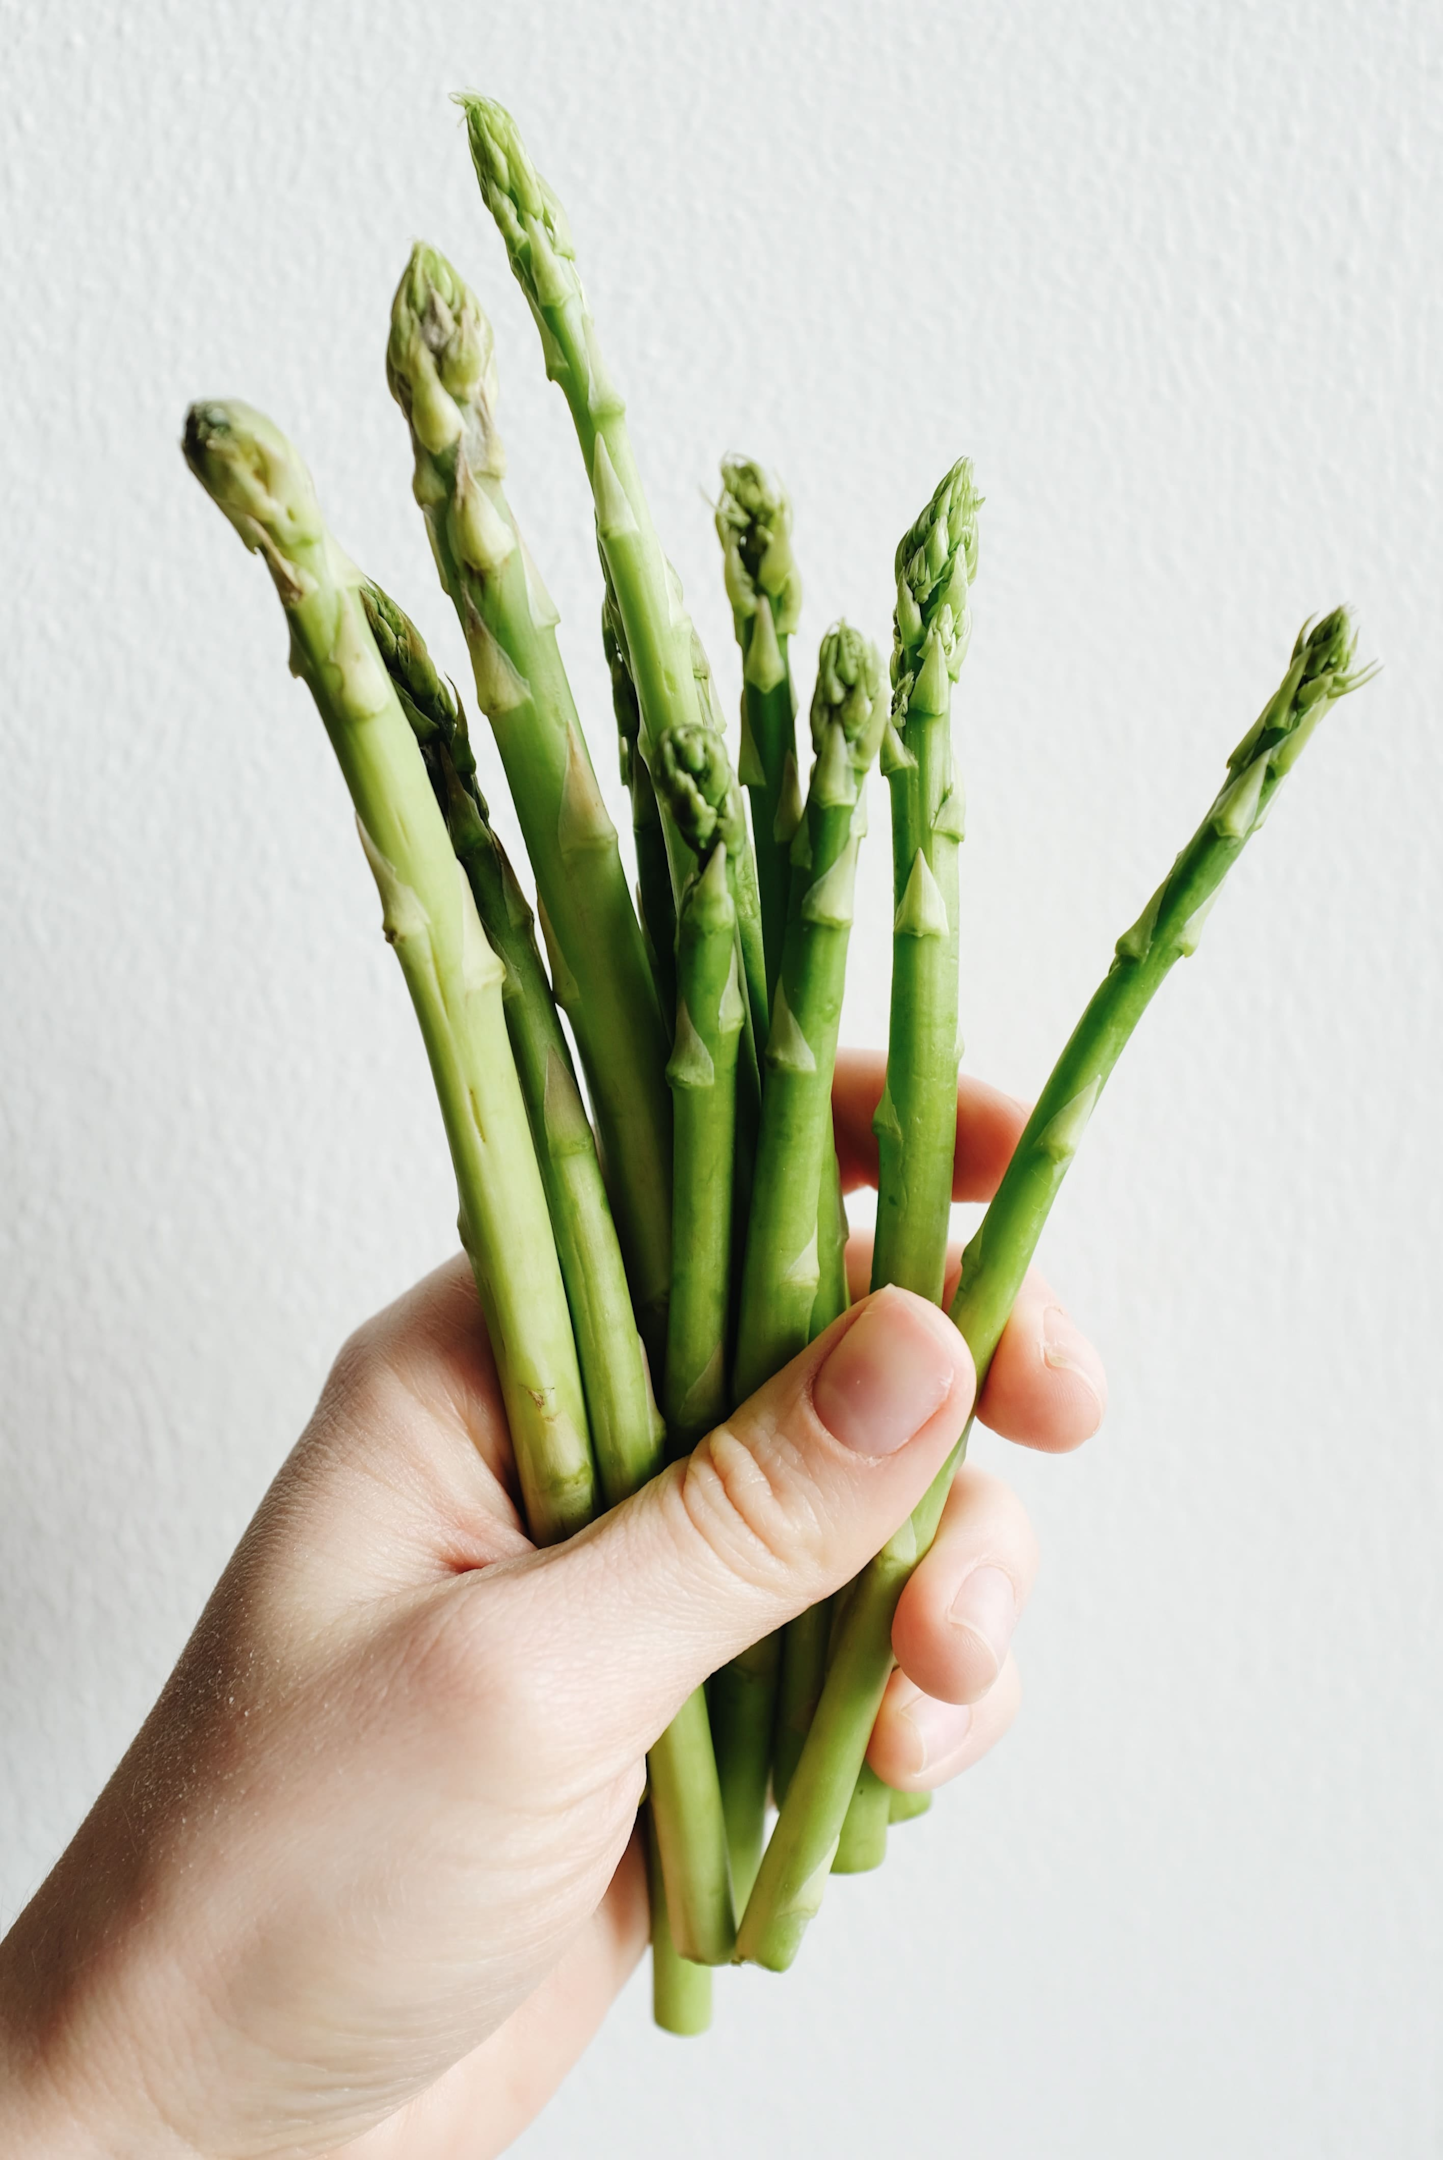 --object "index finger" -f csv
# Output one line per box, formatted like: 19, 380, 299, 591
831, 1048, 1029, 1202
